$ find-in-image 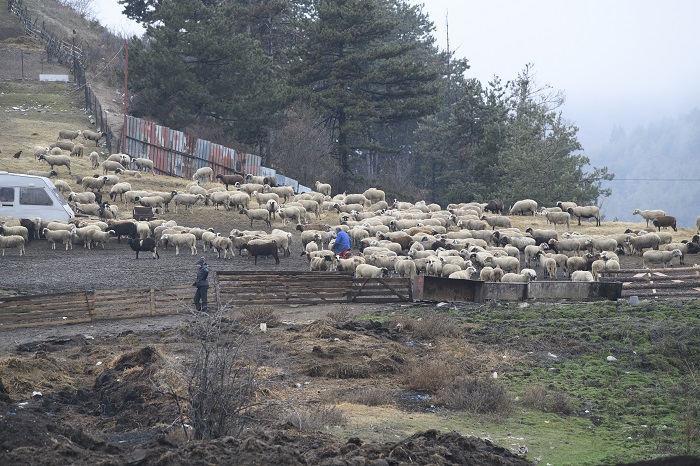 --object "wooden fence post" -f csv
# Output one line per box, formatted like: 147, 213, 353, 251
150, 288, 156, 316
85, 290, 95, 321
